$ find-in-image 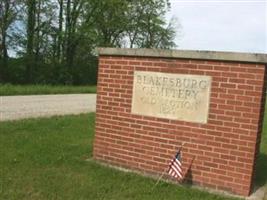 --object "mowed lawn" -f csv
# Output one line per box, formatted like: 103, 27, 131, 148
1, 113, 266, 200
0, 84, 96, 96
